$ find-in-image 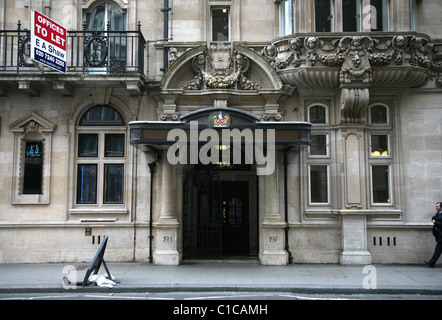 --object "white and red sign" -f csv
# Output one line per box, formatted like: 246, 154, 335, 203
30, 9, 67, 73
